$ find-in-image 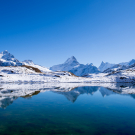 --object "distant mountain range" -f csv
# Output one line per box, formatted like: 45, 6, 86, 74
50, 55, 135, 76
1, 50, 135, 76
99, 59, 135, 74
